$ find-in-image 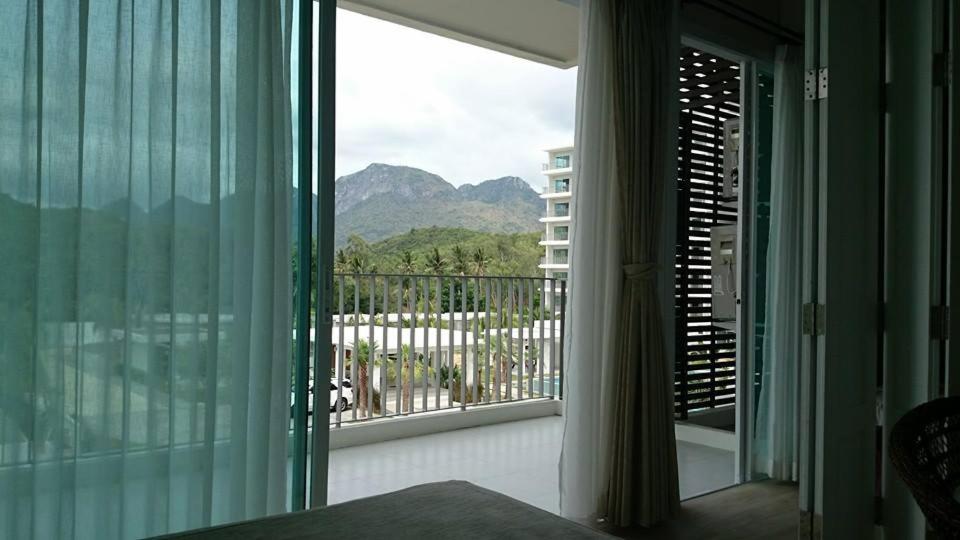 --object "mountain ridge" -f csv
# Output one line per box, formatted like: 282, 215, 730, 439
334, 163, 541, 246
